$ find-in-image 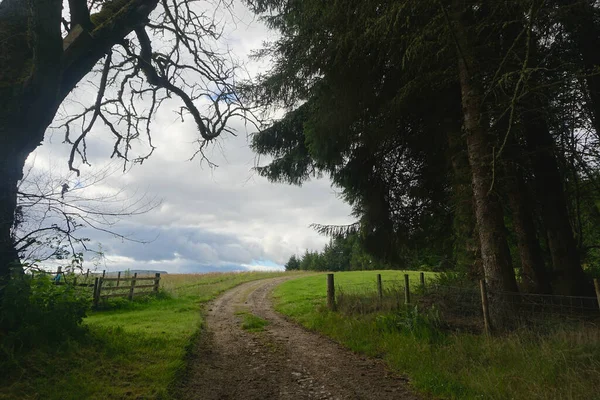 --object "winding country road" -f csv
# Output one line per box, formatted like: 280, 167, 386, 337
174, 277, 420, 399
